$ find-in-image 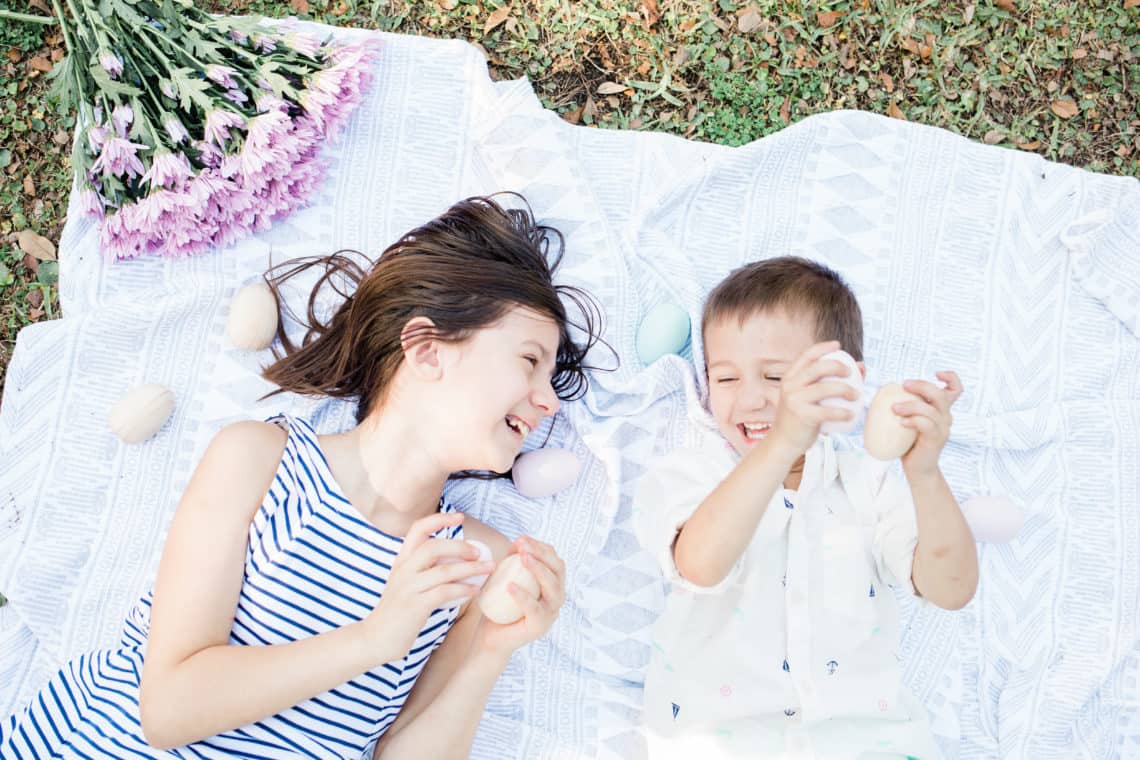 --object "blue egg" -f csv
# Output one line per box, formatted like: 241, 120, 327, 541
636, 303, 691, 365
